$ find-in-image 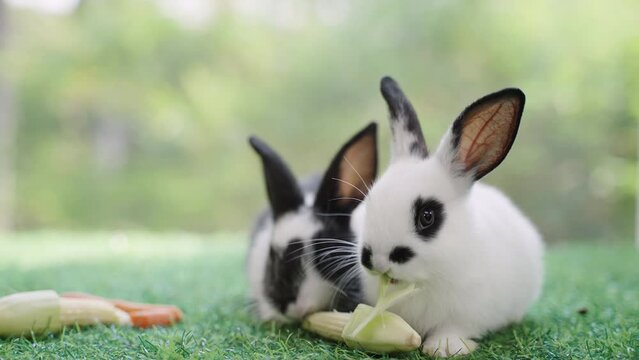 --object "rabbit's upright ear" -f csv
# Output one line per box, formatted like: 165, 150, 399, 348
436, 88, 525, 182
249, 136, 304, 219
380, 76, 428, 161
314, 123, 378, 216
